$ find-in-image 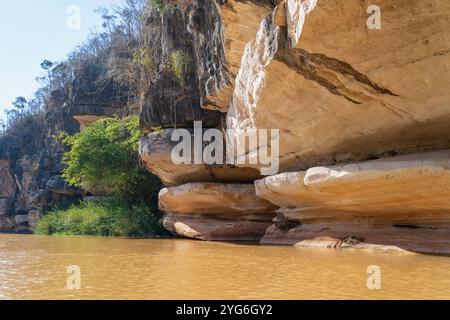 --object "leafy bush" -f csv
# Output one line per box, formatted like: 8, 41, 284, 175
59, 116, 161, 201
34, 199, 169, 238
